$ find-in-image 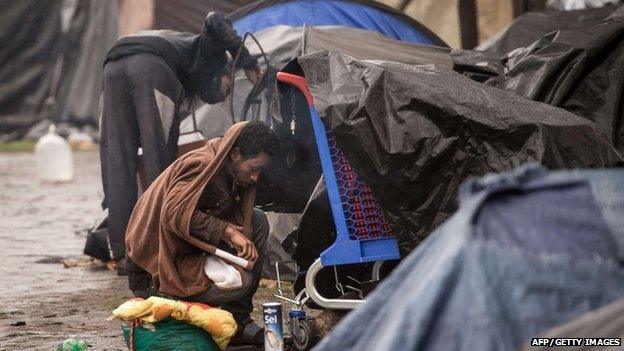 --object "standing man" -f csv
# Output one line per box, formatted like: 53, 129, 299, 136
100, 12, 261, 273
126, 121, 279, 345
